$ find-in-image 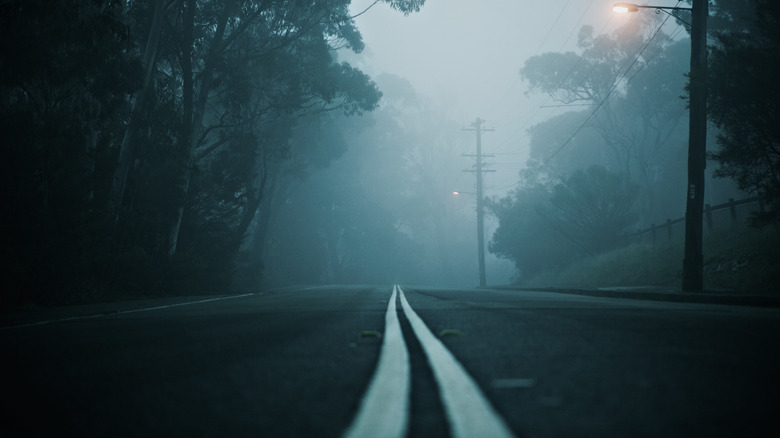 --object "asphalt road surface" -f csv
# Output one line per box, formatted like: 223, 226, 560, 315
2, 285, 778, 437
